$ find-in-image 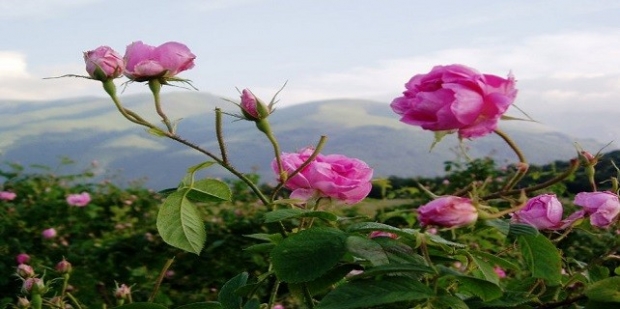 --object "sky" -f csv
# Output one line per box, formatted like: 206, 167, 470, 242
1, 0, 620, 140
